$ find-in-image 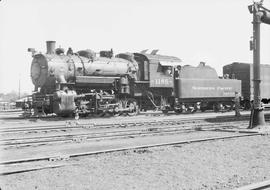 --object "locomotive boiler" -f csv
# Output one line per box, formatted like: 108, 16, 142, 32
29, 41, 138, 116
27, 41, 242, 116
